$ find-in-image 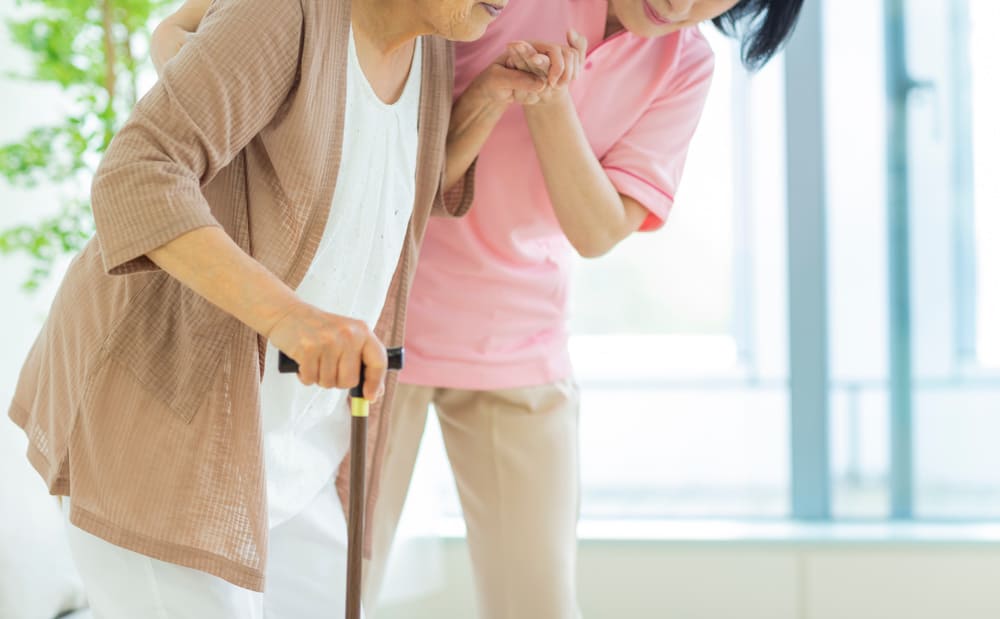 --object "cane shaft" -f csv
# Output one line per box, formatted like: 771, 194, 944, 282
345, 407, 367, 619
276, 348, 403, 619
